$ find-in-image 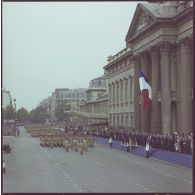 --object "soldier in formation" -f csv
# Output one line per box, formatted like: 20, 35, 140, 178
26, 126, 94, 155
